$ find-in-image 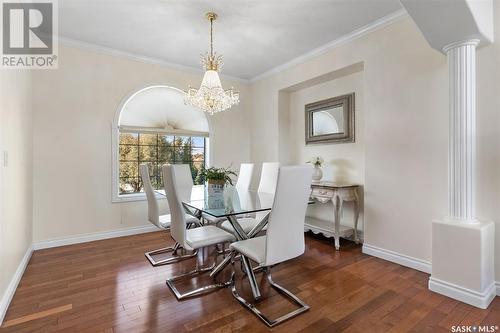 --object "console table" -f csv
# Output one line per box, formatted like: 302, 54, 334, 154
306, 182, 361, 250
